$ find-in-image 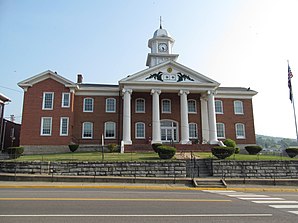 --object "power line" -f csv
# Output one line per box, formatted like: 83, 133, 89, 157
0, 85, 23, 93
